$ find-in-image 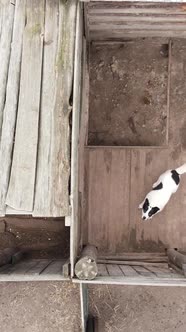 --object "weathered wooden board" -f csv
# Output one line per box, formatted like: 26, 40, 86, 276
83, 0, 186, 2
119, 264, 139, 277
70, 1, 83, 276
33, 0, 77, 217
90, 30, 186, 40
74, 275, 186, 286
85, 2, 186, 40
0, 0, 15, 135
0, 259, 68, 281
106, 264, 124, 276
85, 148, 131, 253
1, 259, 39, 275
129, 149, 169, 252
80, 283, 89, 332
99, 253, 167, 262
79, 39, 89, 247
6, 0, 45, 212
24, 259, 52, 275
41, 260, 63, 275
87, 2, 186, 14
98, 264, 109, 276
133, 265, 155, 277
98, 260, 168, 267
0, 0, 26, 216
88, 16, 186, 23
90, 23, 186, 30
